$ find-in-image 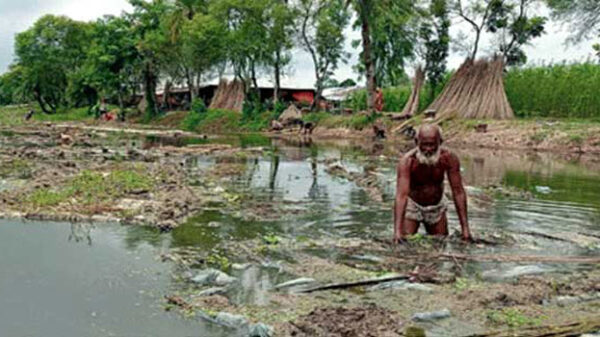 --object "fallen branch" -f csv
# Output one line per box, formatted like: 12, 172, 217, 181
464, 316, 600, 337
297, 275, 411, 293
509, 230, 573, 243
439, 253, 600, 264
